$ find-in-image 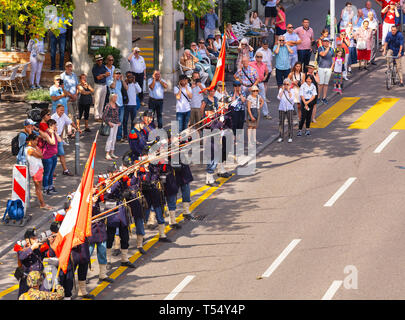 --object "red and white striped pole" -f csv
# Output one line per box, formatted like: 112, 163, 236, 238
12, 165, 29, 214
